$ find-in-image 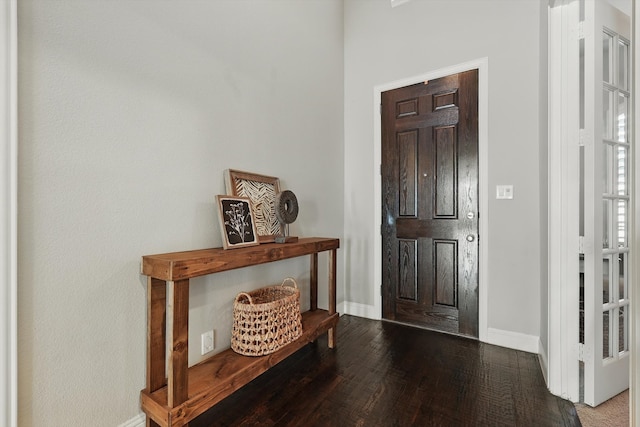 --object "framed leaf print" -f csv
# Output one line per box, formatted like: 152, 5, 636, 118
224, 169, 281, 243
